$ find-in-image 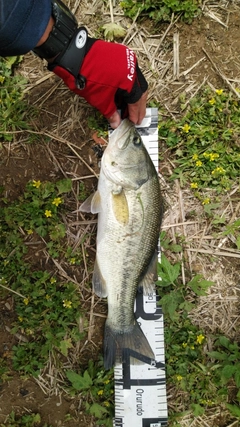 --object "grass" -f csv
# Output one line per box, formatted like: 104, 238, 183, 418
0, 412, 50, 427
157, 240, 240, 423
0, 178, 84, 375
1, 83, 239, 424
158, 87, 240, 201
0, 57, 33, 141
0, 177, 114, 425
120, 0, 201, 23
